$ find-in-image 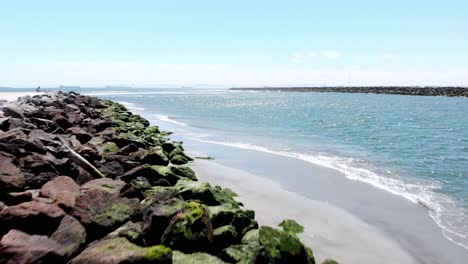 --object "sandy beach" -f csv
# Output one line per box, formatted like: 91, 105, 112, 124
191, 157, 416, 263
185, 141, 468, 264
